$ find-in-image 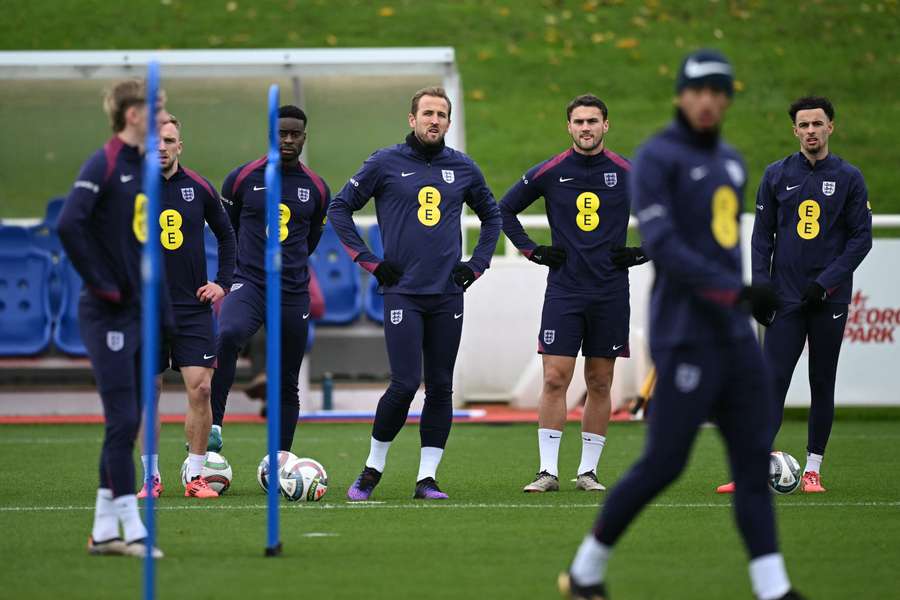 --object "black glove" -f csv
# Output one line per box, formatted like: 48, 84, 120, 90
610, 246, 649, 269
373, 261, 403, 287
529, 245, 567, 269
801, 282, 827, 312
737, 284, 780, 325
452, 263, 477, 290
